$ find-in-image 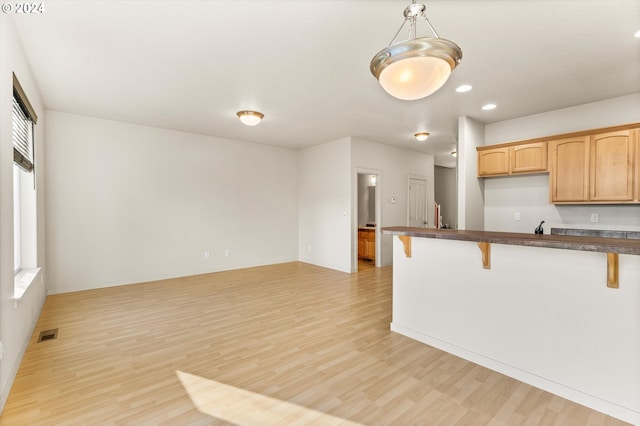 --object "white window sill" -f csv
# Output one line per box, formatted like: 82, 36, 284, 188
14, 267, 41, 302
